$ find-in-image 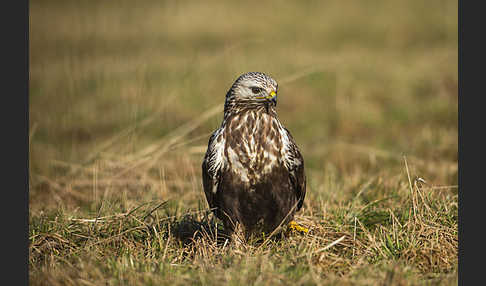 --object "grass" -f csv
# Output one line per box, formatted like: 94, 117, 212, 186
29, 0, 457, 285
